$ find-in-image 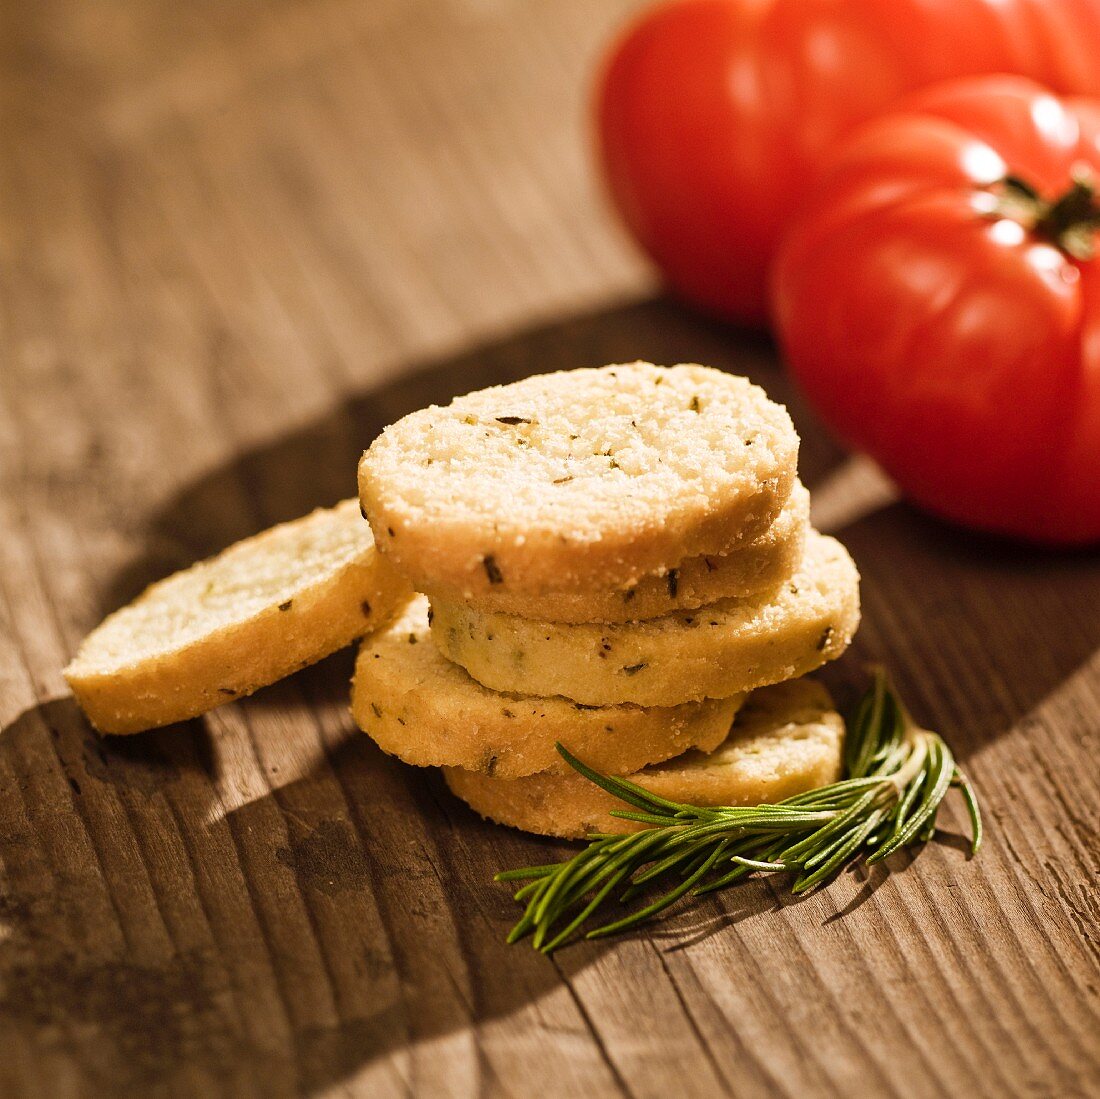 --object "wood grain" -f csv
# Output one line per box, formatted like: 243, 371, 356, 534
1, 1, 1098, 1096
